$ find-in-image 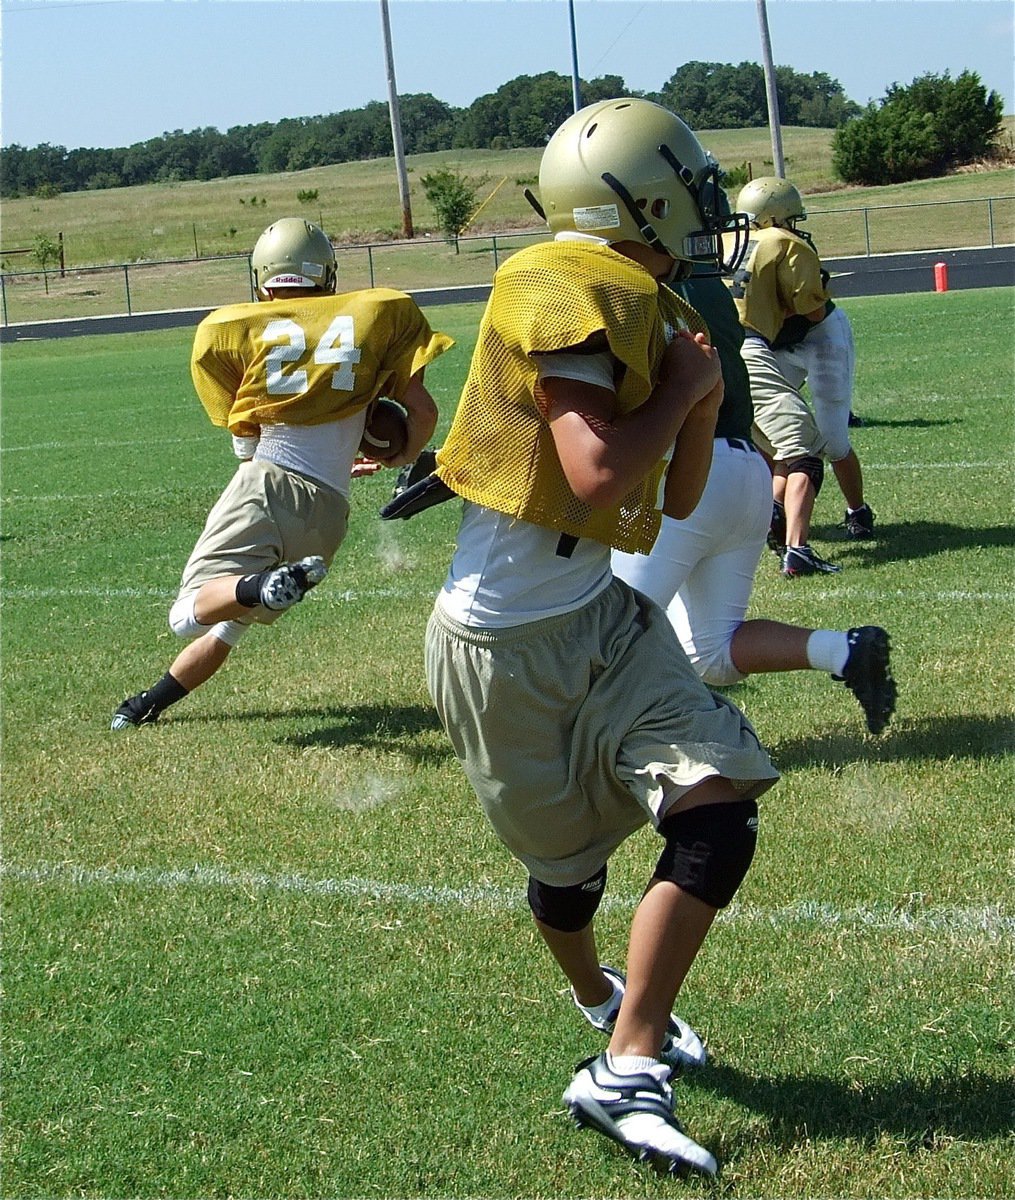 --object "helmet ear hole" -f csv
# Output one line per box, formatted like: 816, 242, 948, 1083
651, 199, 669, 220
